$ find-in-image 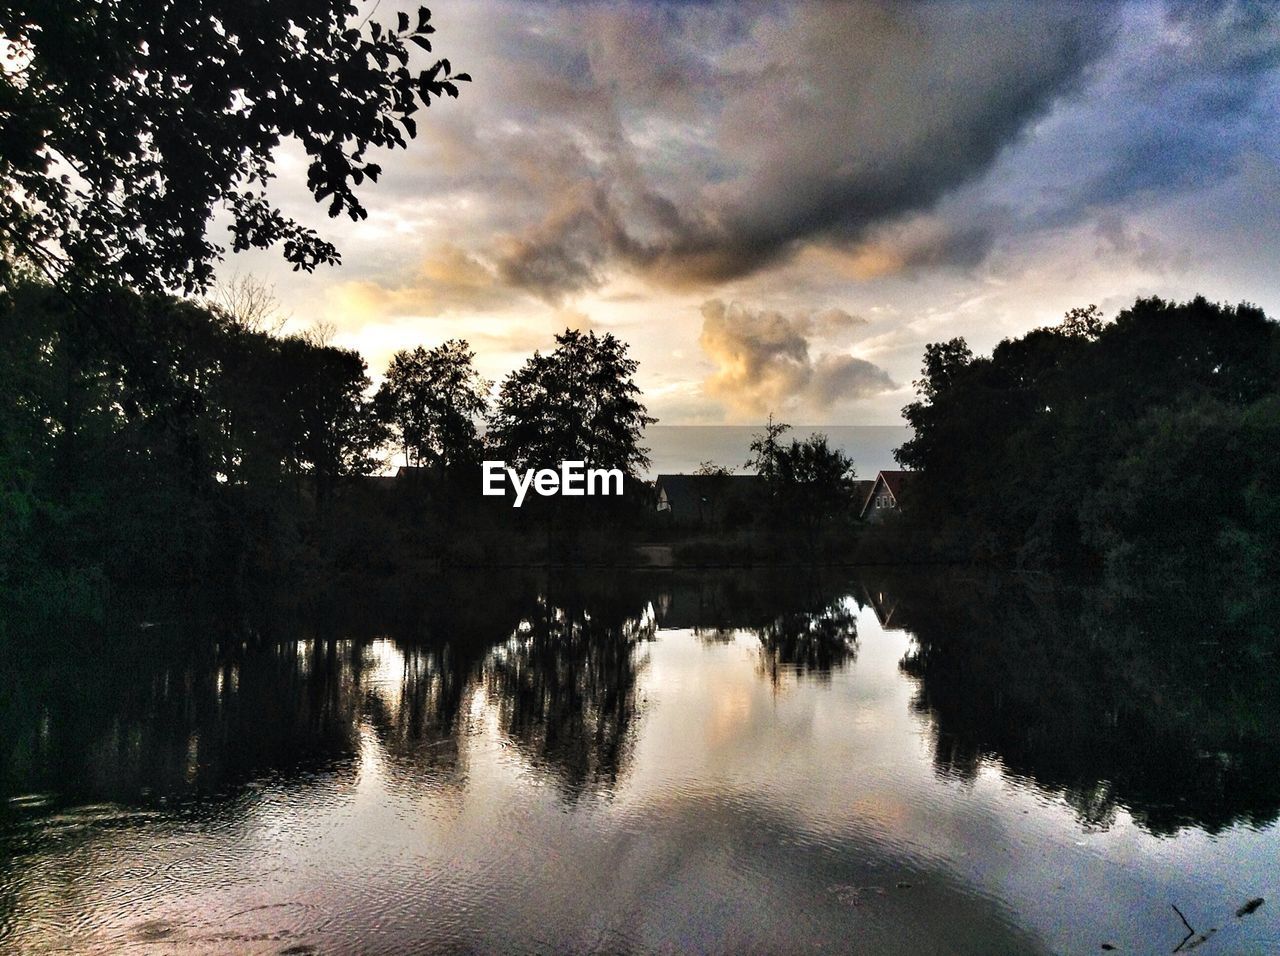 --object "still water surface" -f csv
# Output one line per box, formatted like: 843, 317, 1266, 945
2, 571, 1277, 953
